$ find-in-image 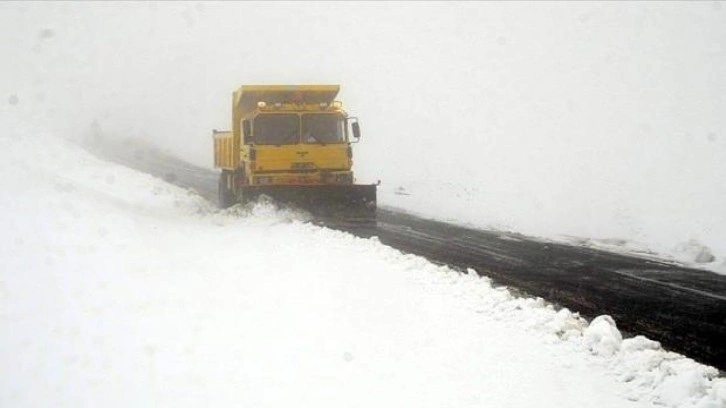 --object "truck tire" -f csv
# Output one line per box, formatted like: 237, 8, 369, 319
218, 172, 236, 209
